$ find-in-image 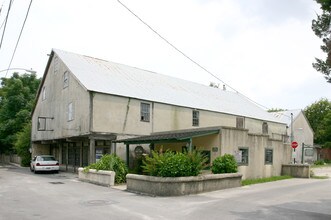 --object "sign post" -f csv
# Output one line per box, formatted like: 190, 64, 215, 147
291, 141, 298, 164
